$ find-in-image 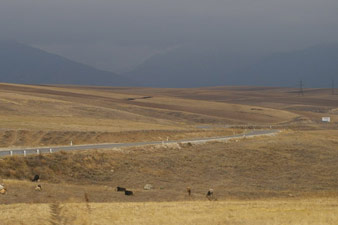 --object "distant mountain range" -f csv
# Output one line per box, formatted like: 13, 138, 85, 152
242, 44, 338, 87
0, 40, 134, 86
125, 43, 338, 88
0, 40, 337, 88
